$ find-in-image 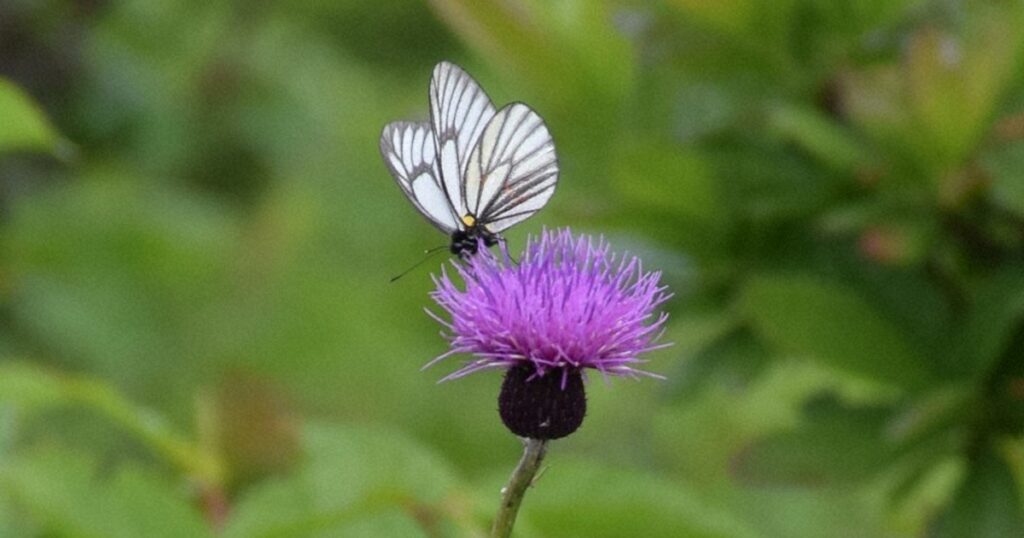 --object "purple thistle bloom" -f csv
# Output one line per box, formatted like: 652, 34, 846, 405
426, 228, 672, 383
